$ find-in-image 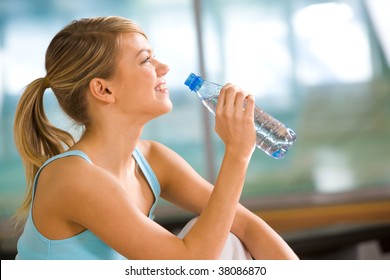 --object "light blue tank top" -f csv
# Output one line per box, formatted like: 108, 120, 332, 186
15, 147, 161, 260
